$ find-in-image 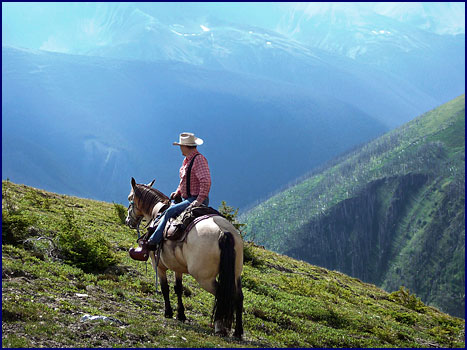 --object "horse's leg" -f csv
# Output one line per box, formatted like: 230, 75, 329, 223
196, 278, 216, 295
233, 277, 244, 338
174, 272, 186, 322
158, 266, 173, 318
213, 279, 227, 337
